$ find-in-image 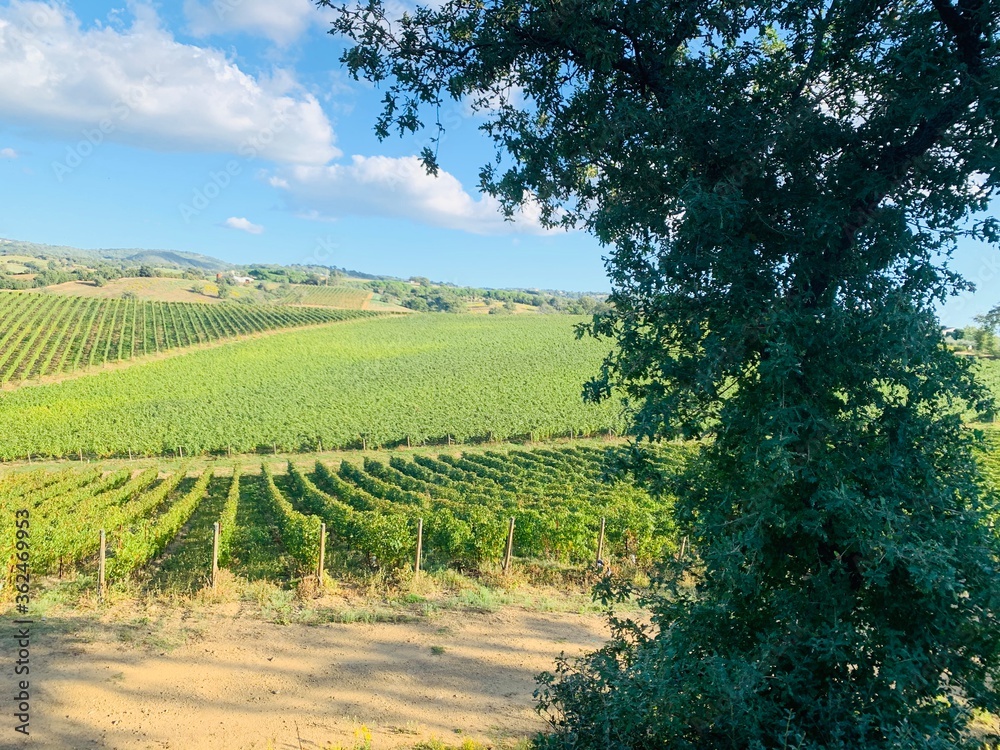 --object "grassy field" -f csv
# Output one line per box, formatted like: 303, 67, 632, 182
0, 314, 623, 460
0, 256, 33, 274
